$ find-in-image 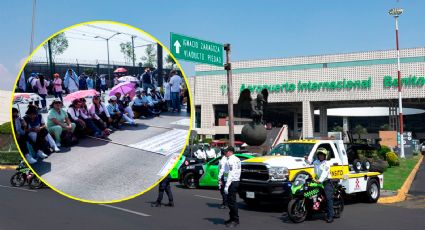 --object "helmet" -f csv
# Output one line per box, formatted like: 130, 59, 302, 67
316, 147, 328, 156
